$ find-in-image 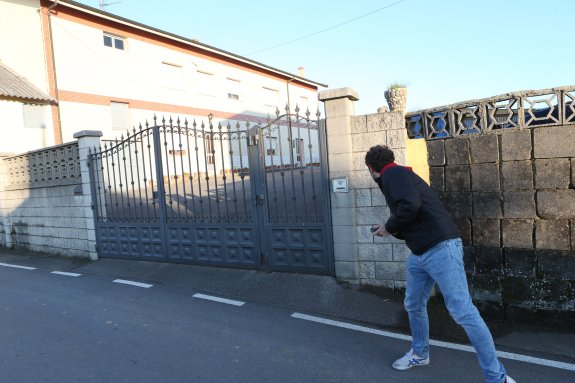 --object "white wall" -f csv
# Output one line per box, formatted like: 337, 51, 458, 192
48, 15, 319, 142
0, 0, 49, 93
0, 101, 53, 152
